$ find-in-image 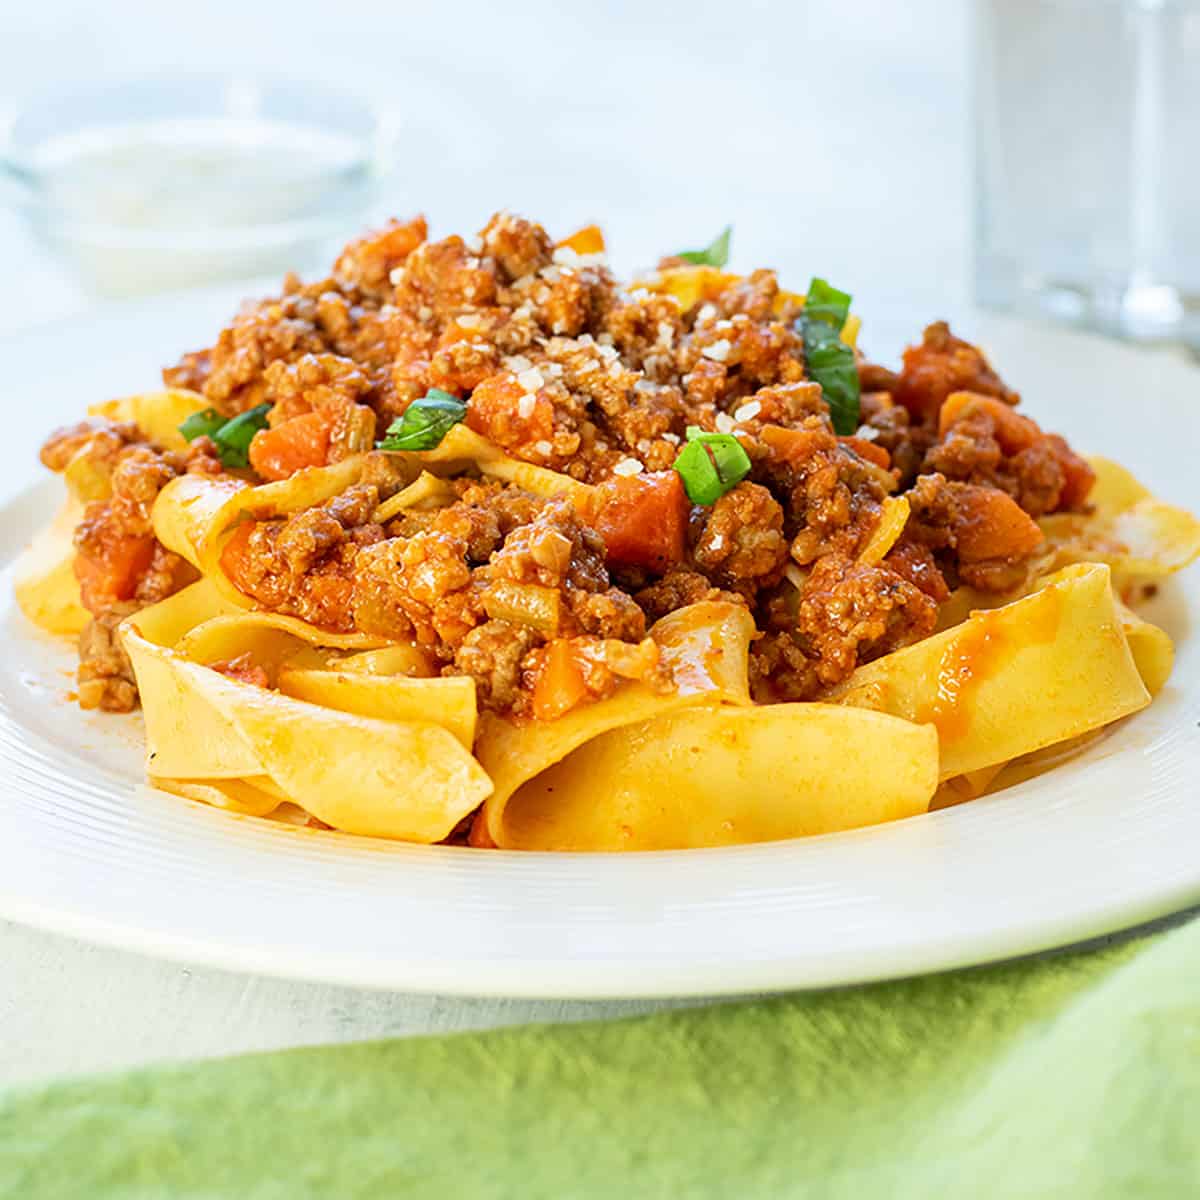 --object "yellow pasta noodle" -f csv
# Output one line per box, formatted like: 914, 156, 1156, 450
121, 582, 491, 840
14, 492, 89, 636
500, 704, 938, 851
14, 216, 1200, 857
831, 563, 1151, 780
477, 601, 756, 847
